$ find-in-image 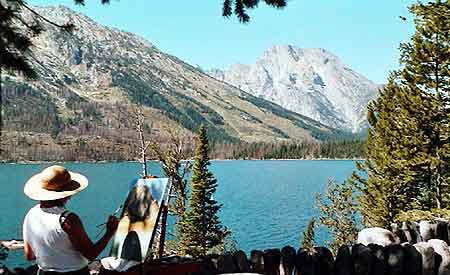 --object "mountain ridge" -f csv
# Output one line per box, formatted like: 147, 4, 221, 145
207, 44, 380, 132
1, 5, 353, 161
